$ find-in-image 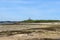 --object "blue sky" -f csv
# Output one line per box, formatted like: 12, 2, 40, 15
0, 0, 60, 21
